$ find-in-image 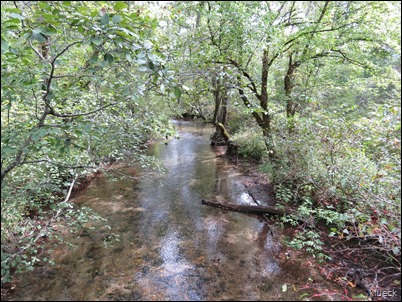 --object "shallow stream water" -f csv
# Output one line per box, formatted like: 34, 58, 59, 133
7, 120, 344, 301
